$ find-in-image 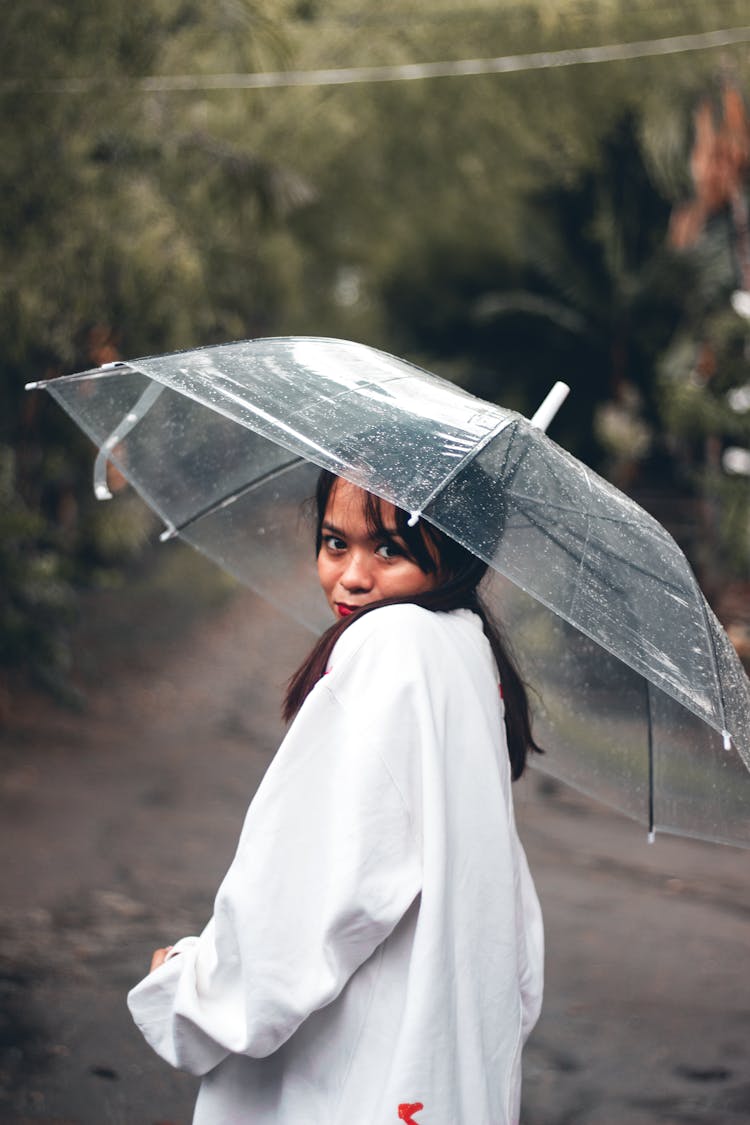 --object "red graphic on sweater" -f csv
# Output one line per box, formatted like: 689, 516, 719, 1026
398, 1104, 424, 1124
